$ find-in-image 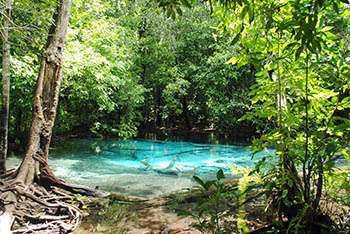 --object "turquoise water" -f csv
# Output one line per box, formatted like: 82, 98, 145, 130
49, 138, 268, 173
10, 138, 273, 197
